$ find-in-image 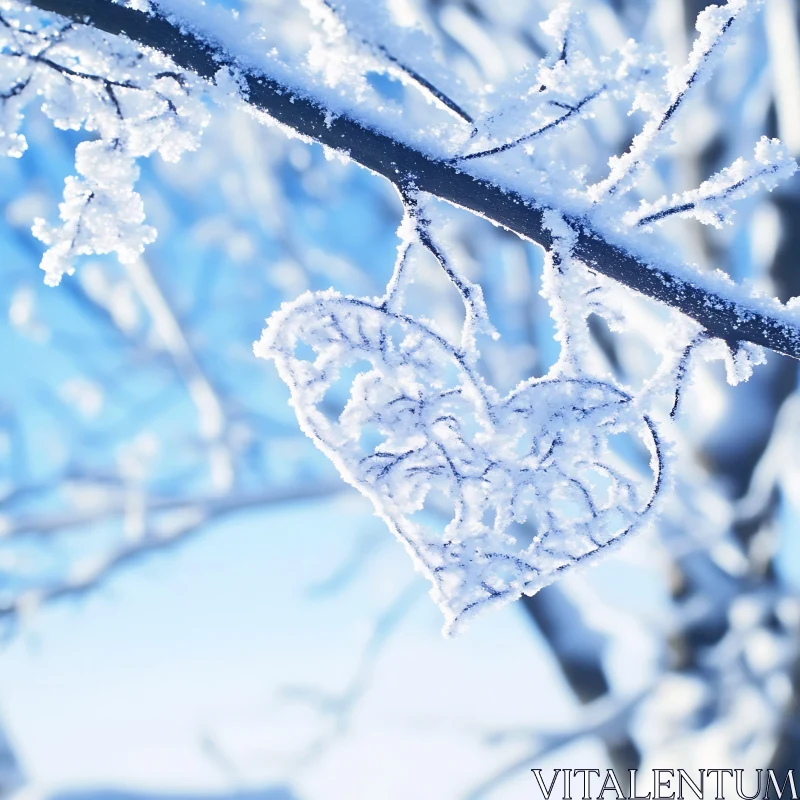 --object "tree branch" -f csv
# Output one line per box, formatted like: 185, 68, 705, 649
320, 0, 475, 125
19, 0, 800, 361
450, 88, 605, 163
0, 481, 346, 622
